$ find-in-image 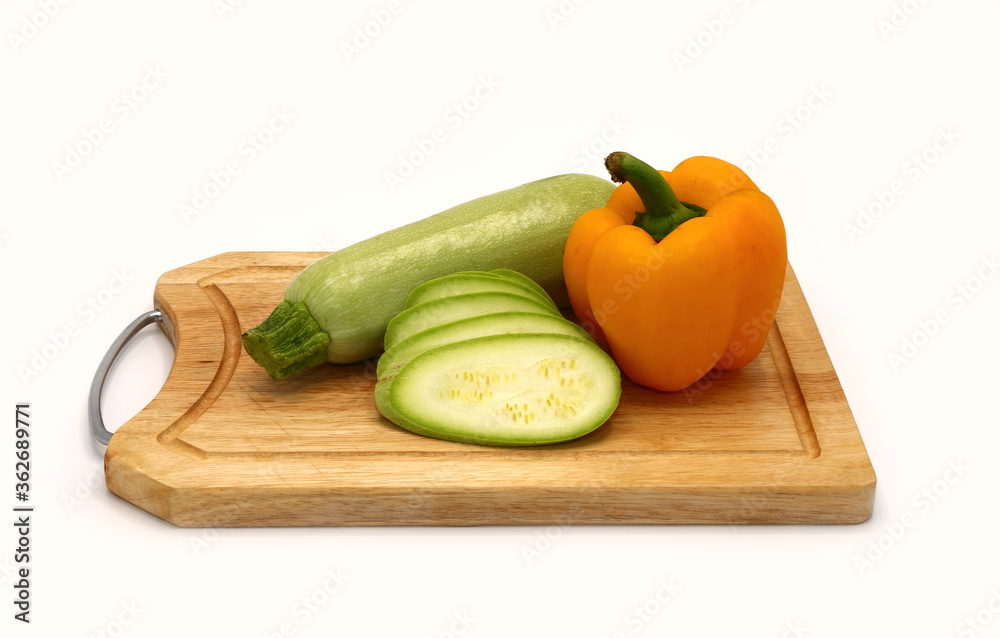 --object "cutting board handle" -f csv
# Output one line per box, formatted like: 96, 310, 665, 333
88, 310, 164, 447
